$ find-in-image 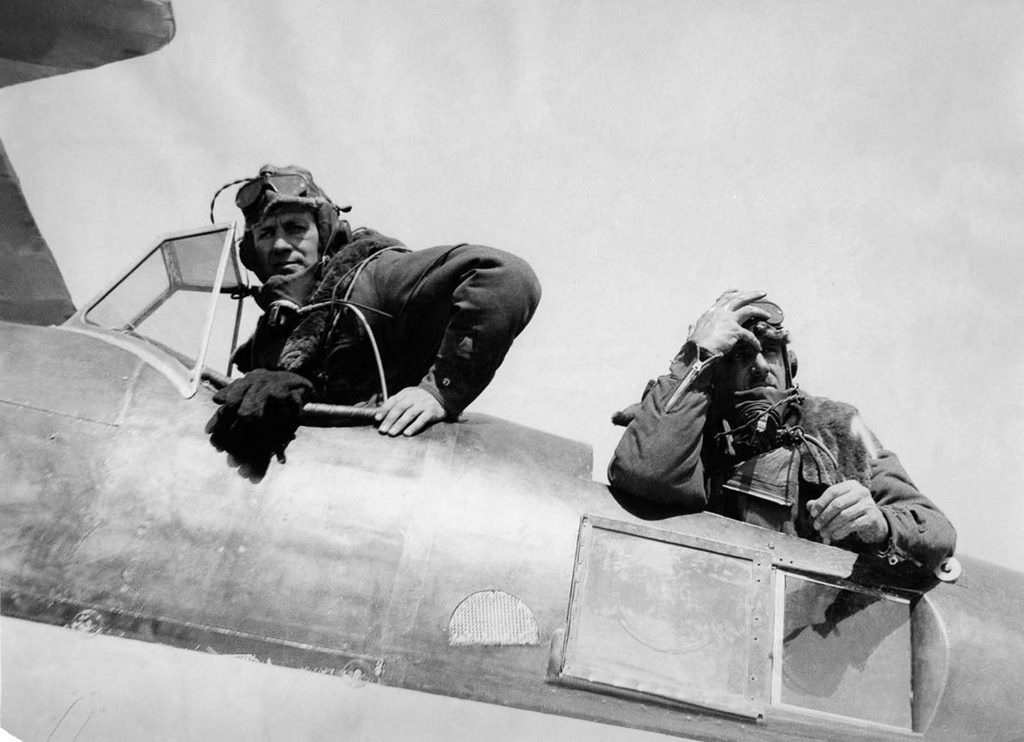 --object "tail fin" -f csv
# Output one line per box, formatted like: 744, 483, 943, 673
0, 140, 74, 325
